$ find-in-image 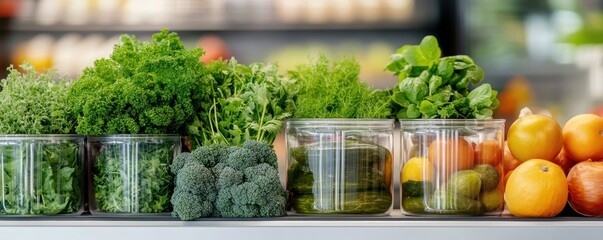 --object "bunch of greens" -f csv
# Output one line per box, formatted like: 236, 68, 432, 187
386, 36, 499, 119
68, 29, 205, 135
0, 141, 81, 215
0, 64, 75, 134
187, 58, 295, 148
289, 55, 391, 119
91, 139, 175, 213
0, 64, 82, 215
